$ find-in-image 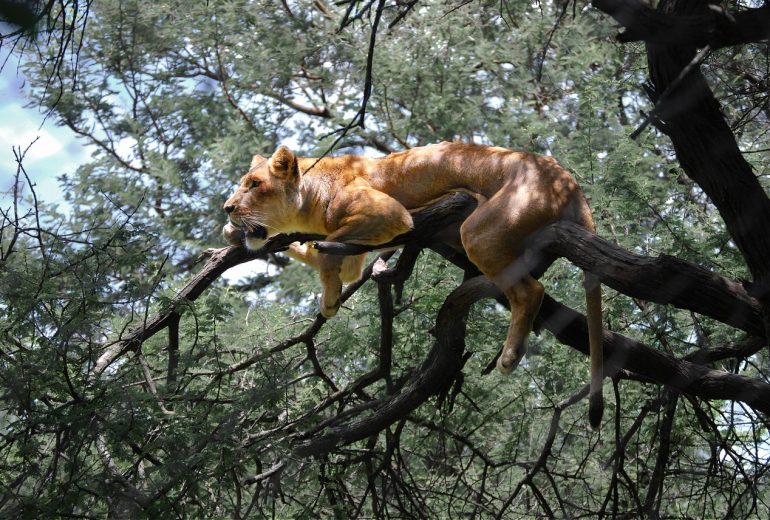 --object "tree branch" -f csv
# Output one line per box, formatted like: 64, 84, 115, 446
291, 276, 495, 457
531, 221, 764, 337
535, 291, 770, 416
592, 0, 770, 49
262, 90, 332, 119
